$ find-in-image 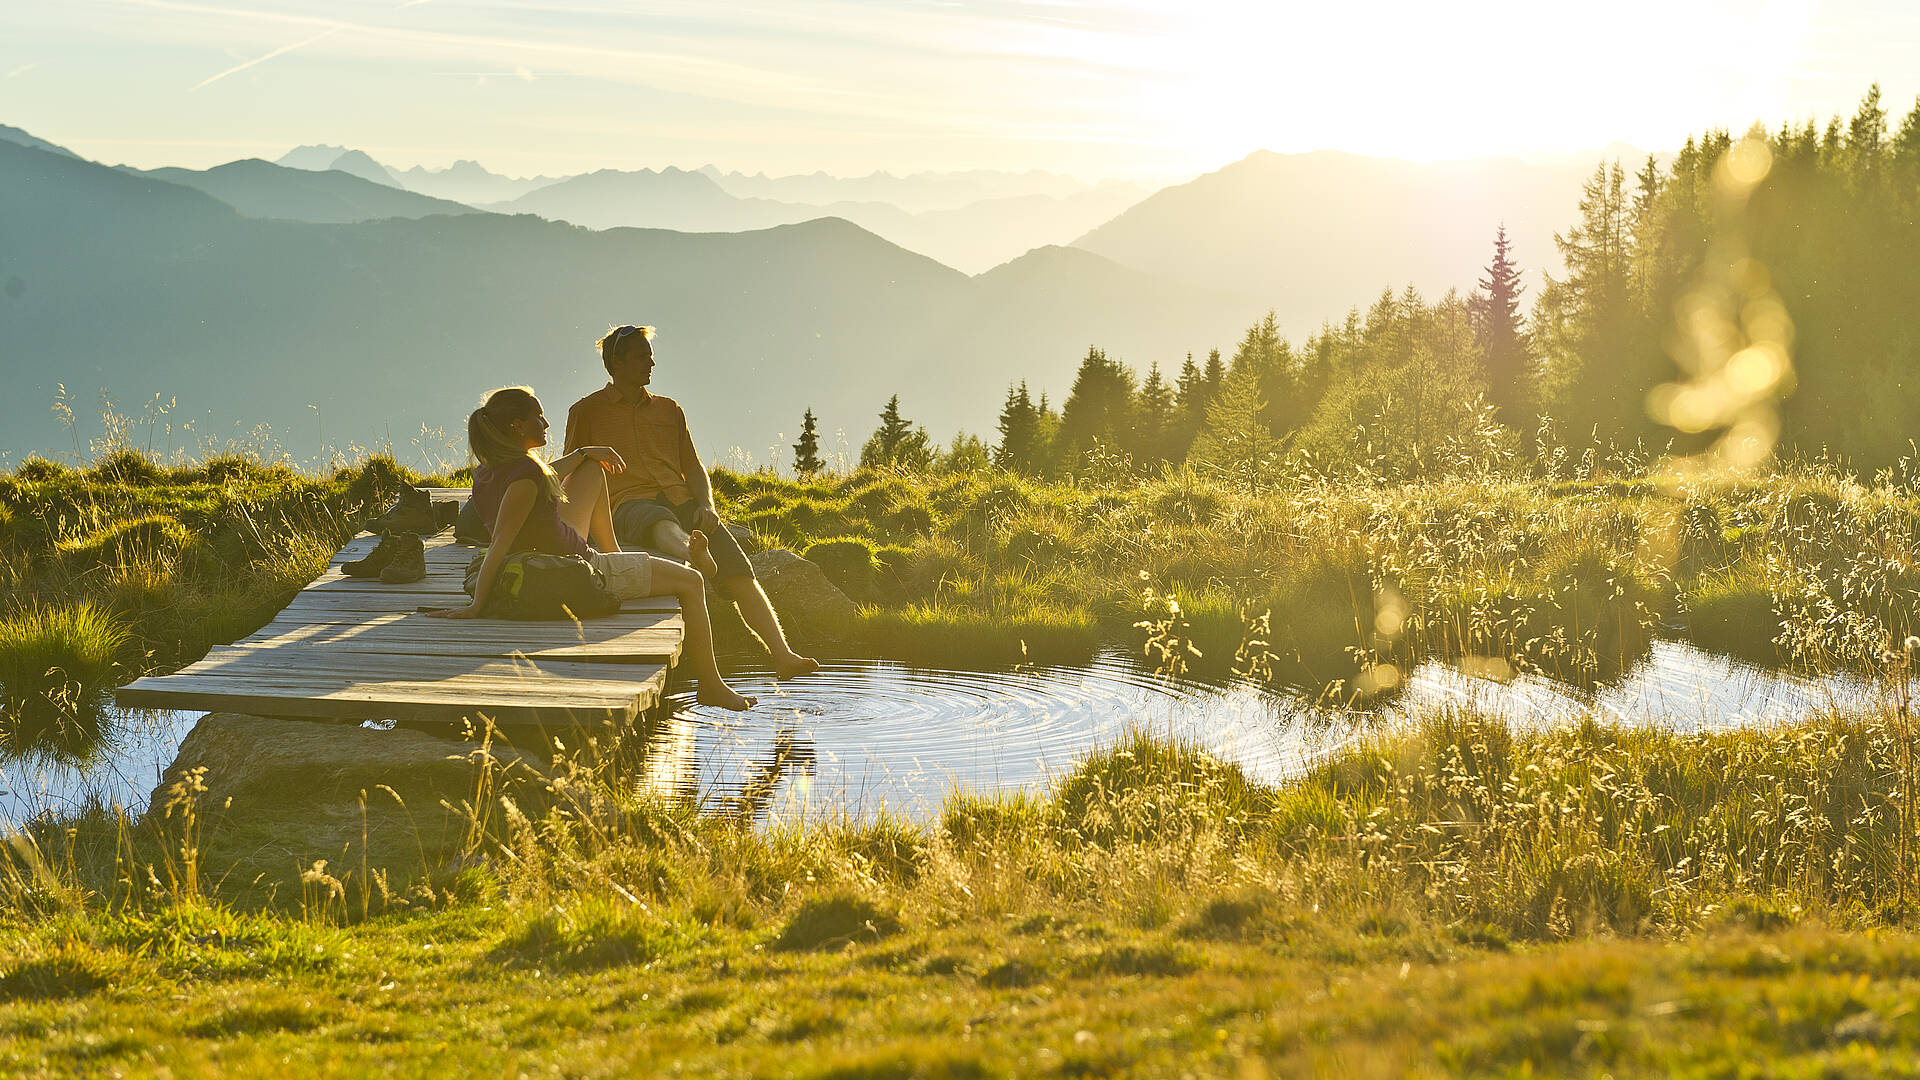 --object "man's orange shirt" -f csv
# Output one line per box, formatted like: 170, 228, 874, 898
564, 384, 696, 507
